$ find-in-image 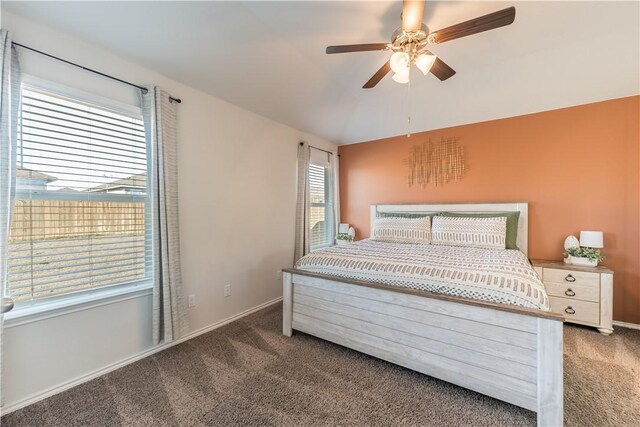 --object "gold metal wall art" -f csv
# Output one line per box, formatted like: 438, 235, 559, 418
405, 137, 465, 187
